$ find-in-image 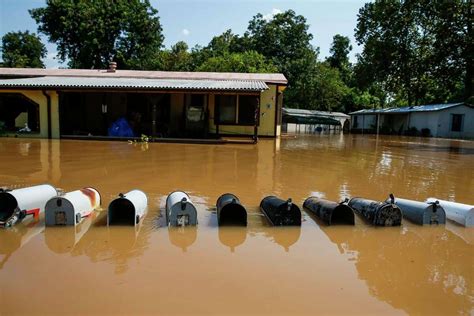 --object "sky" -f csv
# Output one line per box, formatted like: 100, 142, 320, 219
0, 0, 367, 68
